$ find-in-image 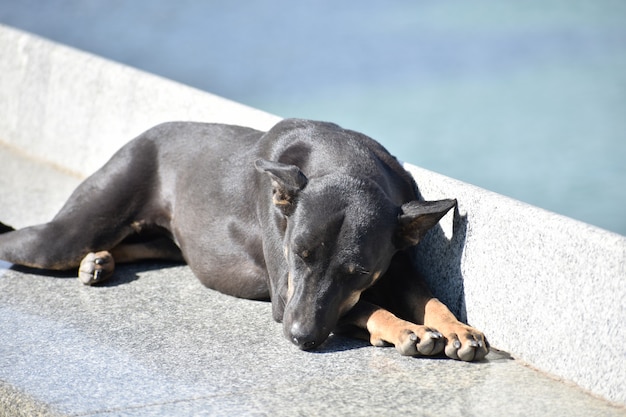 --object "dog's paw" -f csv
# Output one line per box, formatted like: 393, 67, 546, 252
442, 324, 489, 362
392, 326, 446, 357
78, 251, 115, 285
